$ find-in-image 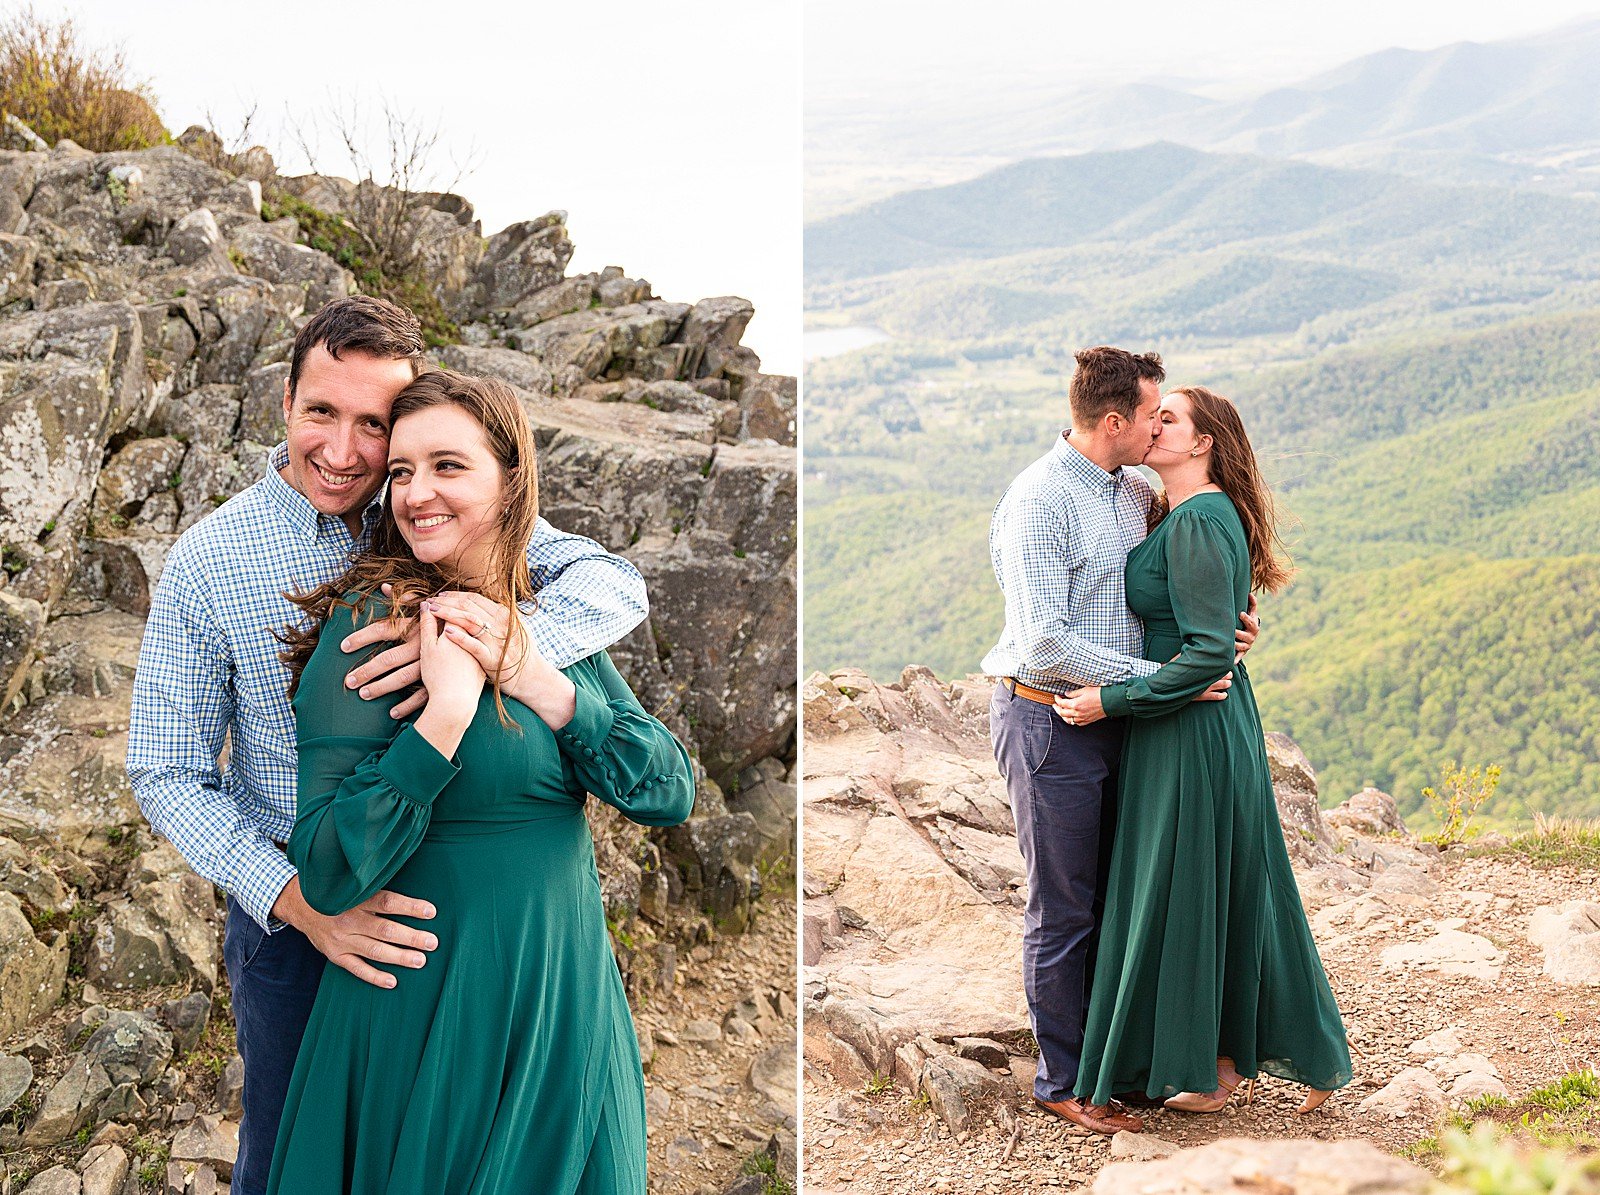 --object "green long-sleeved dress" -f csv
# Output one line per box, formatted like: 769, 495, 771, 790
267, 597, 695, 1194
1074, 492, 1351, 1106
